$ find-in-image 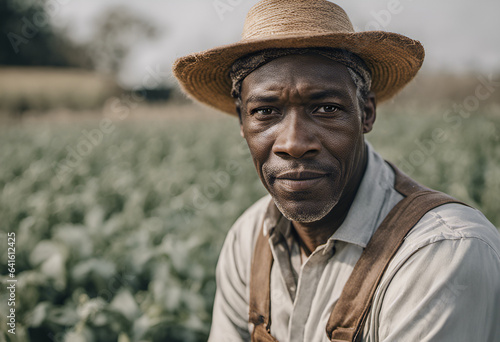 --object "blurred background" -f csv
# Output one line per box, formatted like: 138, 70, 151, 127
0, 0, 499, 341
